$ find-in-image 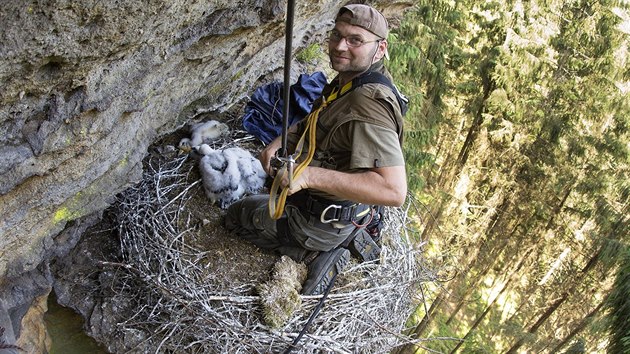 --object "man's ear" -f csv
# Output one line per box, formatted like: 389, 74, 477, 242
377, 40, 389, 61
